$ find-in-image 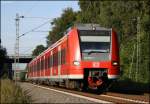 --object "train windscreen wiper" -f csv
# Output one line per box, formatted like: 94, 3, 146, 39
82, 49, 109, 54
